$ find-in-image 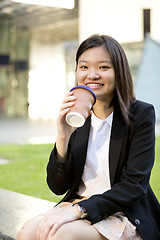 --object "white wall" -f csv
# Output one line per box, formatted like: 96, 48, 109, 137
79, 0, 160, 43
151, 0, 160, 41
28, 38, 66, 120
